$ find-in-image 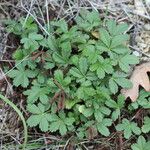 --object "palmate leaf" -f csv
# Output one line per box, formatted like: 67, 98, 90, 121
60, 26, 87, 43
8, 64, 38, 87
54, 70, 71, 89
53, 41, 71, 65
96, 118, 112, 136
105, 95, 125, 121
49, 112, 75, 135
109, 72, 132, 94
27, 103, 51, 132
77, 86, 96, 99
106, 19, 128, 36
130, 90, 150, 110
76, 9, 101, 31
76, 121, 94, 139
21, 33, 43, 51
94, 106, 111, 122
131, 136, 150, 150
118, 54, 139, 72
51, 19, 68, 33
20, 16, 38, 34
90, 58, 113, 79
23, 84, 50, 104
70, 57, 90, 82
116, 119, 141, 139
